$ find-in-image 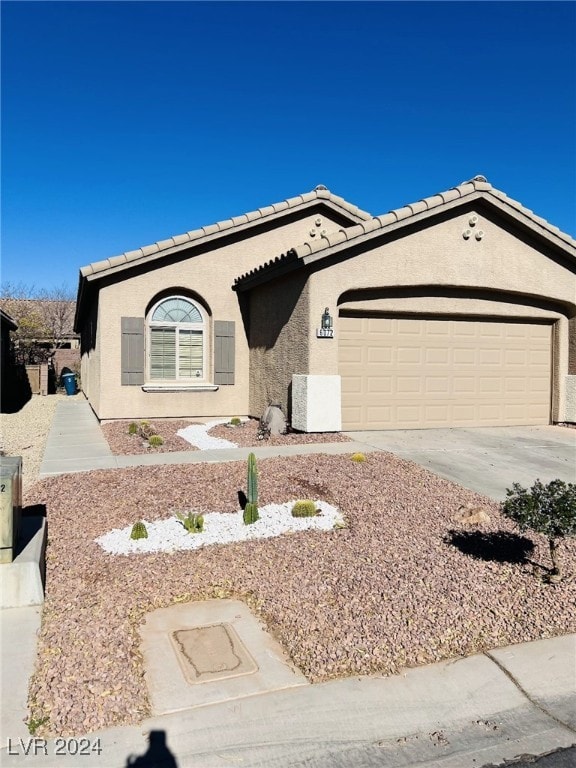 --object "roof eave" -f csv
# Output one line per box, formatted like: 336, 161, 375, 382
234, 189, 576, 290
